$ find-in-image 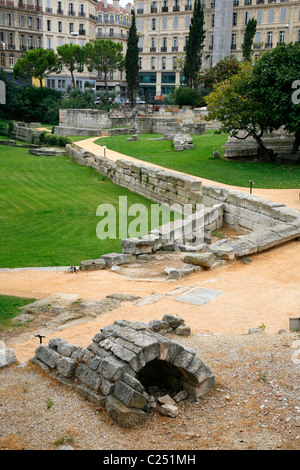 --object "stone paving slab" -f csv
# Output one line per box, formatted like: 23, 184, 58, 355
175, 287, 223, 306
